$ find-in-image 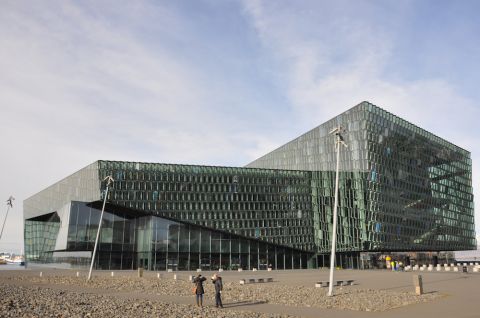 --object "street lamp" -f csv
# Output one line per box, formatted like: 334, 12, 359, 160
87, 176, 114, 281
328, 126, 347, 297
0, 196, 15, 240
